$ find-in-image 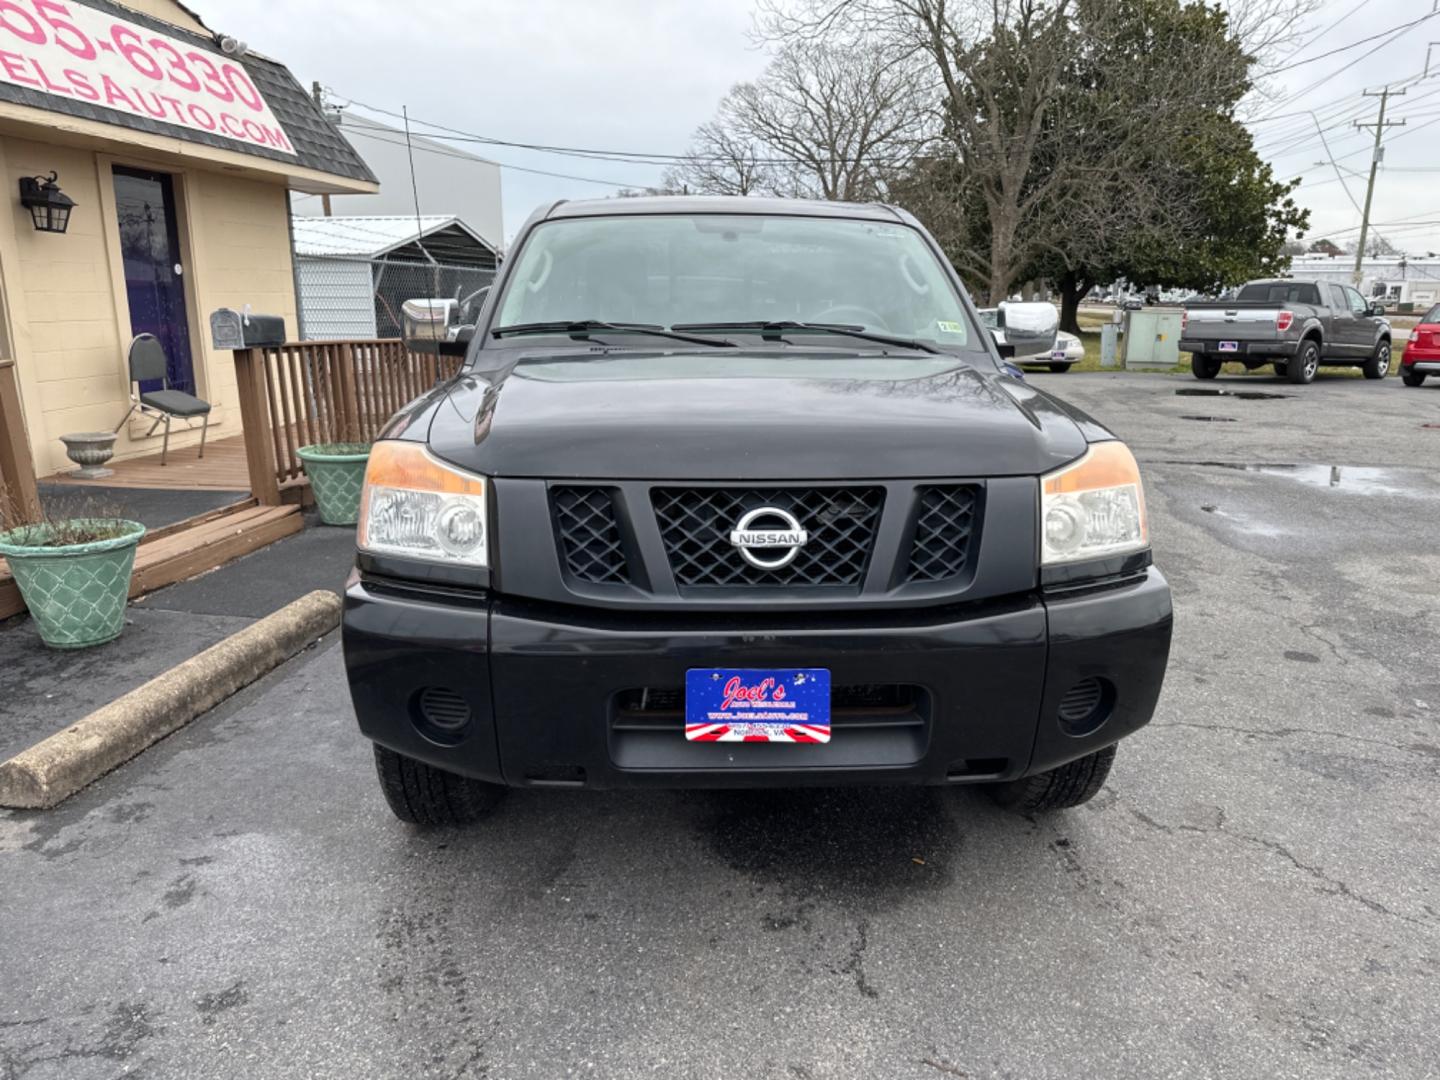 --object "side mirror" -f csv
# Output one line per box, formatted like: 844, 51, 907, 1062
997, 301, 1059, 359
402, 298, 468, 355
1367, 302, 1386, 318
